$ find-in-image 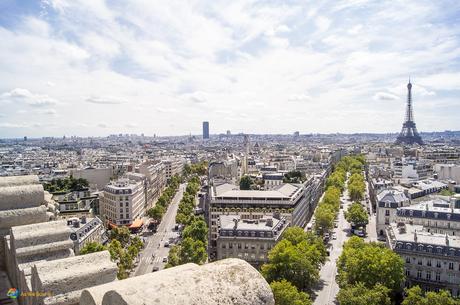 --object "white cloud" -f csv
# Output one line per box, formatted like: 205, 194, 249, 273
86, 96, 125, 105
0, 122, 29, 128
315, 16, 331, 32
97, 123, 109, 128
373, 92, 400, 101
288, 94, 312, 102
39, 108, 57, 115
1, 88, 58, 106
0, 1, 459, 137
